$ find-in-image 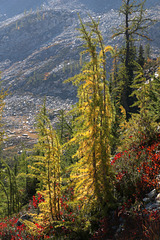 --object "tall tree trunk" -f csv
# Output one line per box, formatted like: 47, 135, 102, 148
125, 0, 130, 68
